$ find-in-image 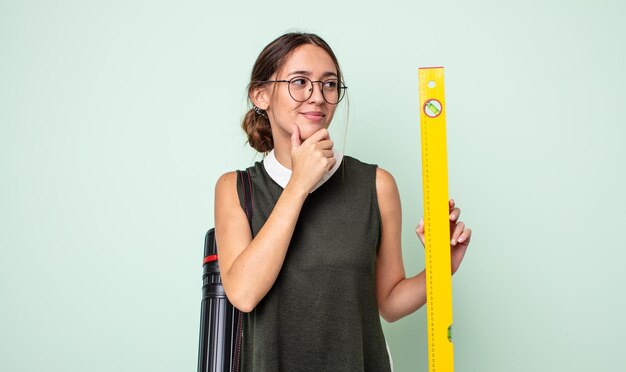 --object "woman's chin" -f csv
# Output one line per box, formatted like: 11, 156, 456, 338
297, 122, 328, 139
